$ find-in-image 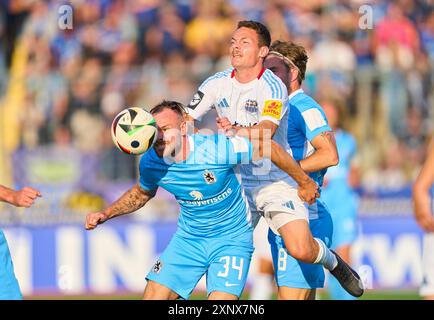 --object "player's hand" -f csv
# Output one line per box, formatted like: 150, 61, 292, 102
297, 179, 320, 205
85, 211, 109, 230
415, 210, 434, 232
216, 117, 236, 137
11, 187, 42, 208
